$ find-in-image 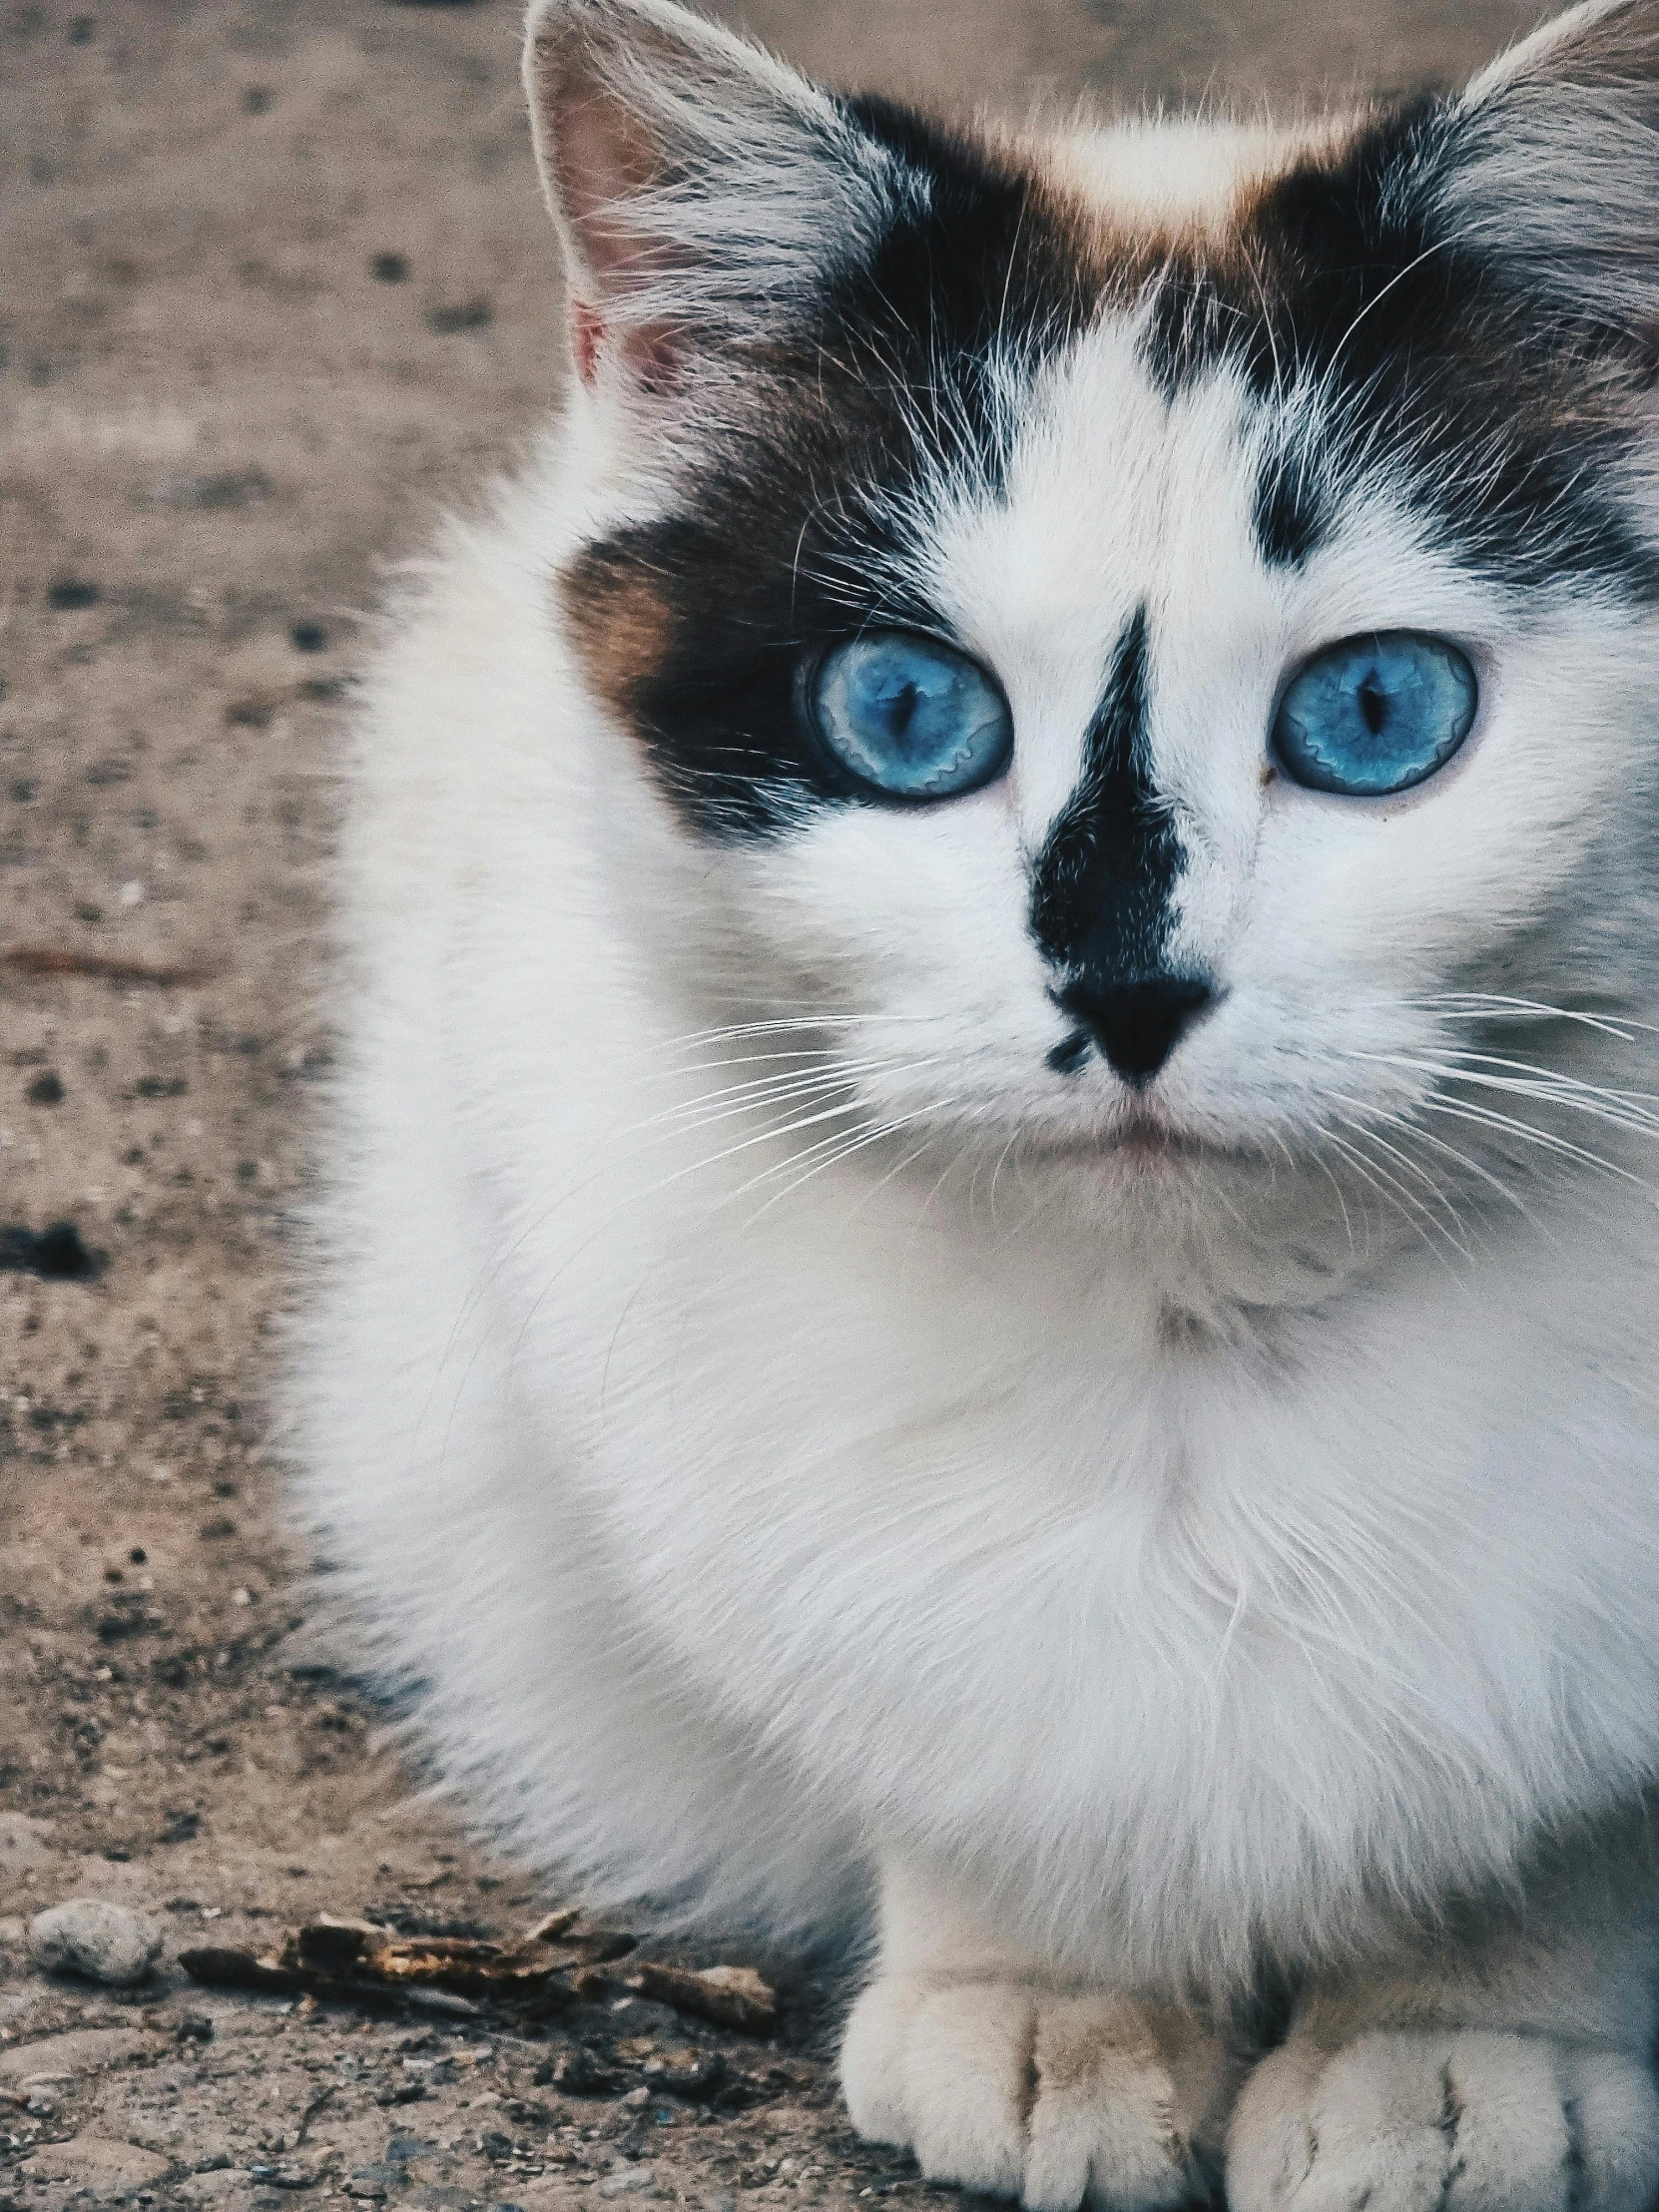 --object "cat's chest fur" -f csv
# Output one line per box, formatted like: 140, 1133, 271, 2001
492, 1109, 1658, 1984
